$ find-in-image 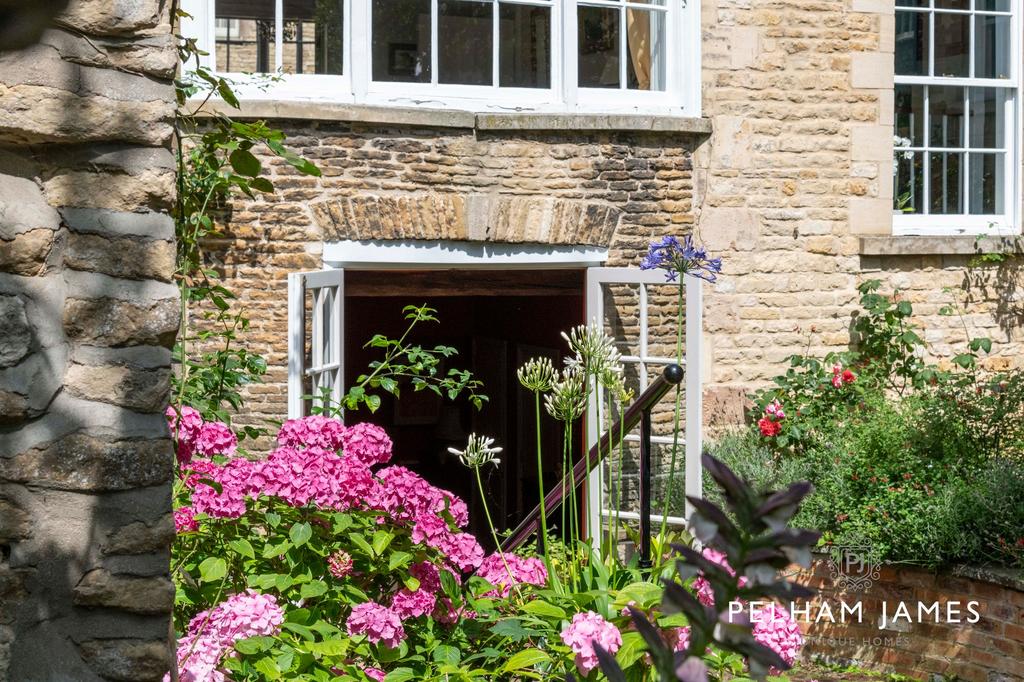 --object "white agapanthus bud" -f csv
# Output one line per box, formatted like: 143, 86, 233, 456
449, 433, 502, 469
517, 356, 556, 392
